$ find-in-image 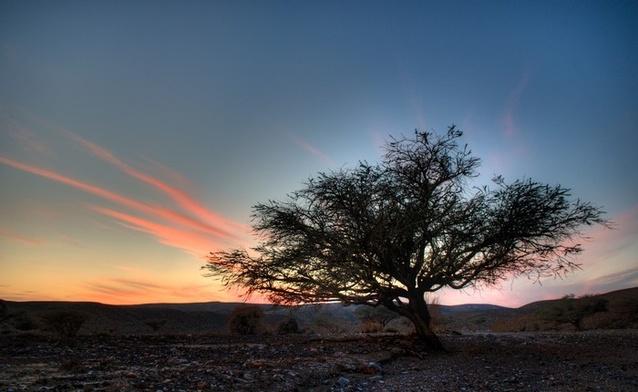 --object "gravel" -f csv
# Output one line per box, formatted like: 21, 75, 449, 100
1, 330, 637, 391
